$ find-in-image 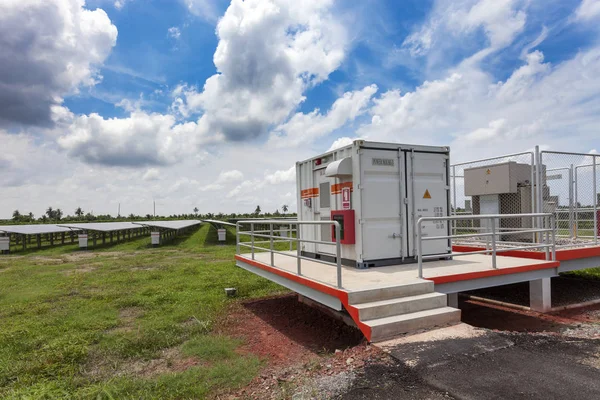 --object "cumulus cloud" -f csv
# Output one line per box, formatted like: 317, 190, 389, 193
173, 0, 347, 141
168, 26, 181, 39
216, 169, 244, 183
182, 0, 222, 22
268, 85, 377, 147
328, 137, 355, 151
403, 0, 526, 67
58, 111, 212, 167
0, 0, 117, 127
574, 0, 600, 21
142, 168, 160, 181
358, 46, 600, 161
